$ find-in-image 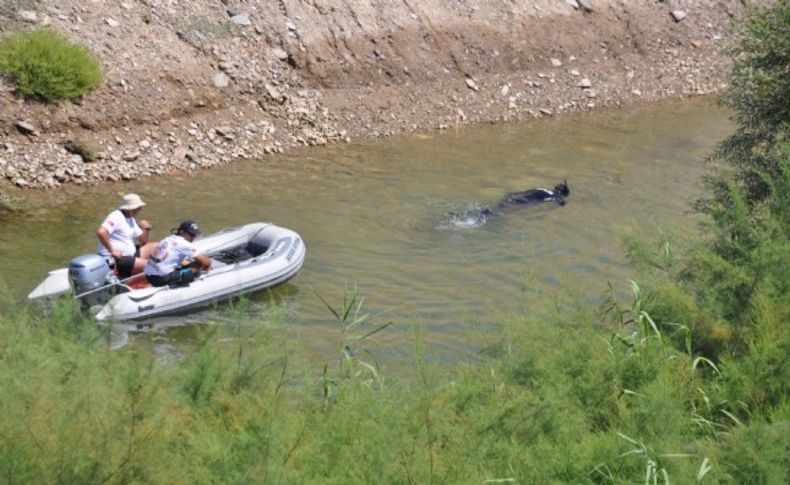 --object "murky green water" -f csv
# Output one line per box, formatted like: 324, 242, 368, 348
0, 99, 732, 360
